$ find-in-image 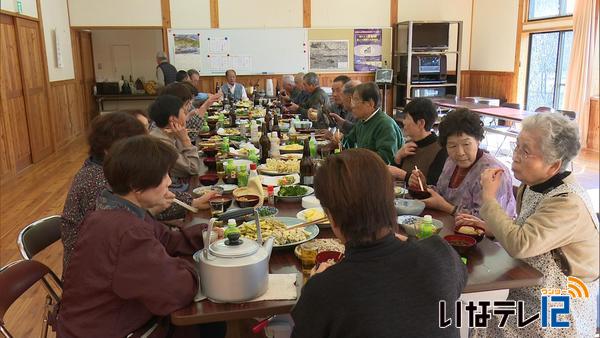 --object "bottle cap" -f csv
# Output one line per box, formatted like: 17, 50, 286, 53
424, 215, 432, 222
267, 185, 274, 193
250, 163, 257, 170
227, 219, 237, 227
